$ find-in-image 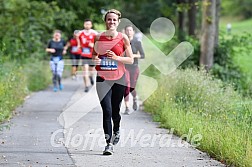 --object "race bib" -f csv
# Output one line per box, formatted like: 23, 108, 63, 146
82, 47, 91, 54
71, 46, 78, 53
100, 56, 118, 71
